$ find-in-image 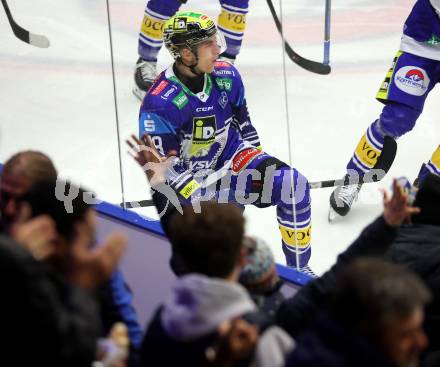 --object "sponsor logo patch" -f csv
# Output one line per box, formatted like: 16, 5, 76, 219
377, 51, 403, 101
218, 9, 246, 32
279, 224, 311, 248
141, 15, 165, 39
179, 179, 200, 199
190, 115, 216, 156
426, 34, 440, 46
231, 148, 263, 173
172, 91, 189, 109
143, 119, 155, 132
151, 80, 169, 96
394, 66, 430, 96
216, 78, 232, 91
214, 61, 232, 68
216, 69, 234, 76
161, 86, 177, 100
355, 134, 381, 168
173, 17, 187, 30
